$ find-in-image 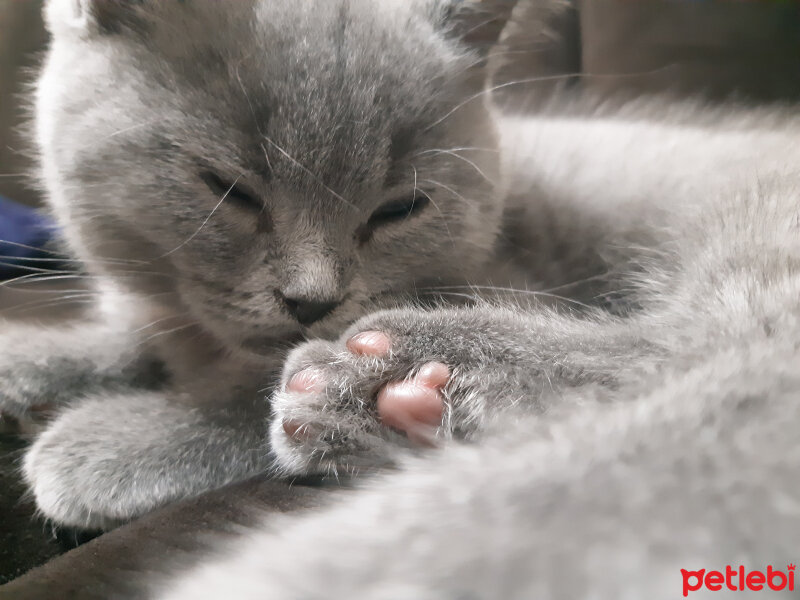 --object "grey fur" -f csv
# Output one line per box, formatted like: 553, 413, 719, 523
4, 0, 511, 528
169, 102, 800, 596
3, 0, 800, 597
